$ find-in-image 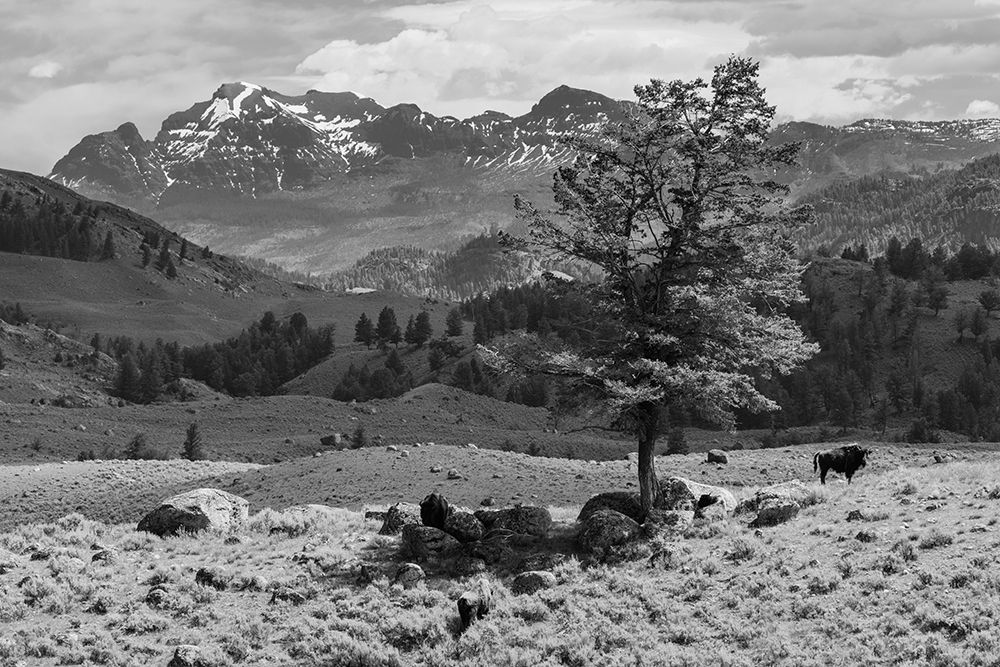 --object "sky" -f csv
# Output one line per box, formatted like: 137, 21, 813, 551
2, 0, 1000, 175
